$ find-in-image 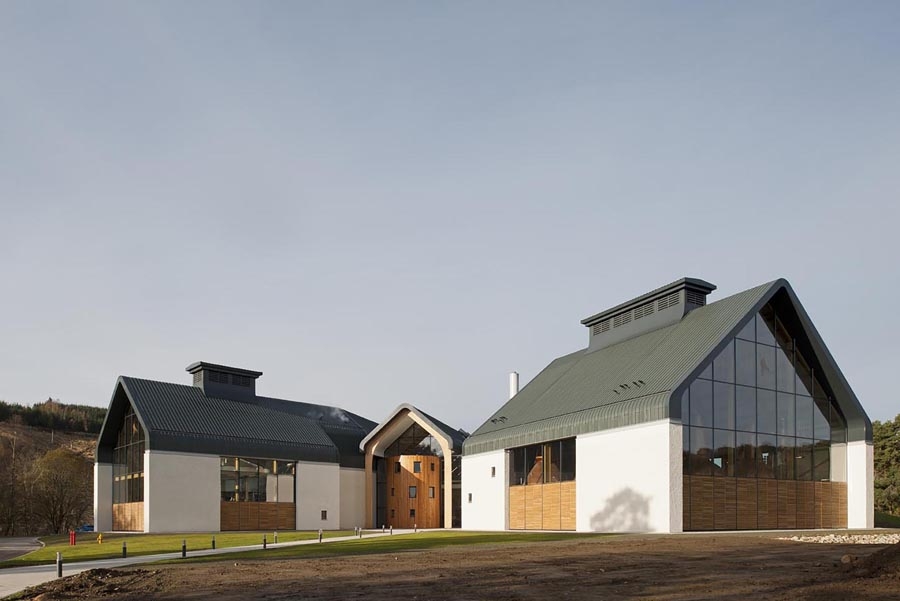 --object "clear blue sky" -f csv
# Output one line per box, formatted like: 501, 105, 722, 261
1, 2, 898, 432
